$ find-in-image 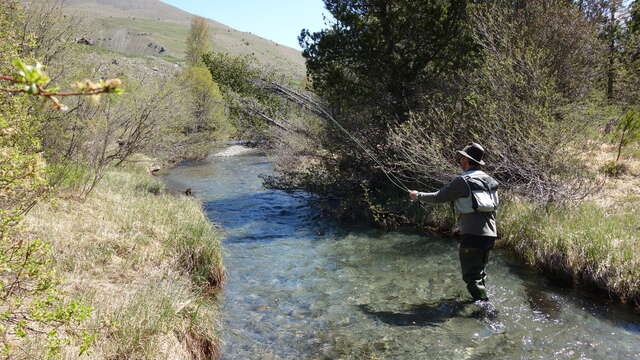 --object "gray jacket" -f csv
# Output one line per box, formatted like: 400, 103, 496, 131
416, 170, 497, 237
